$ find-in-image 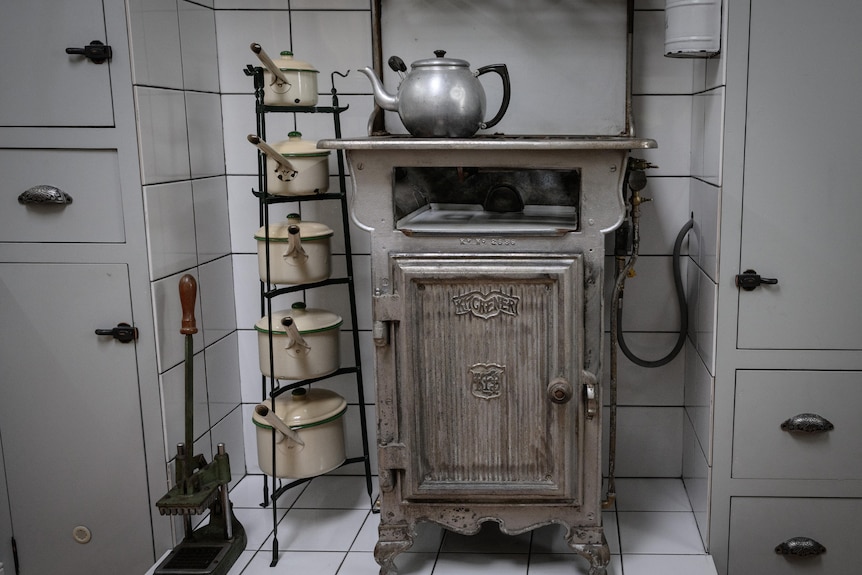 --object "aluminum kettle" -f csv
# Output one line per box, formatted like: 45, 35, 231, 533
360, 50, 511, 138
